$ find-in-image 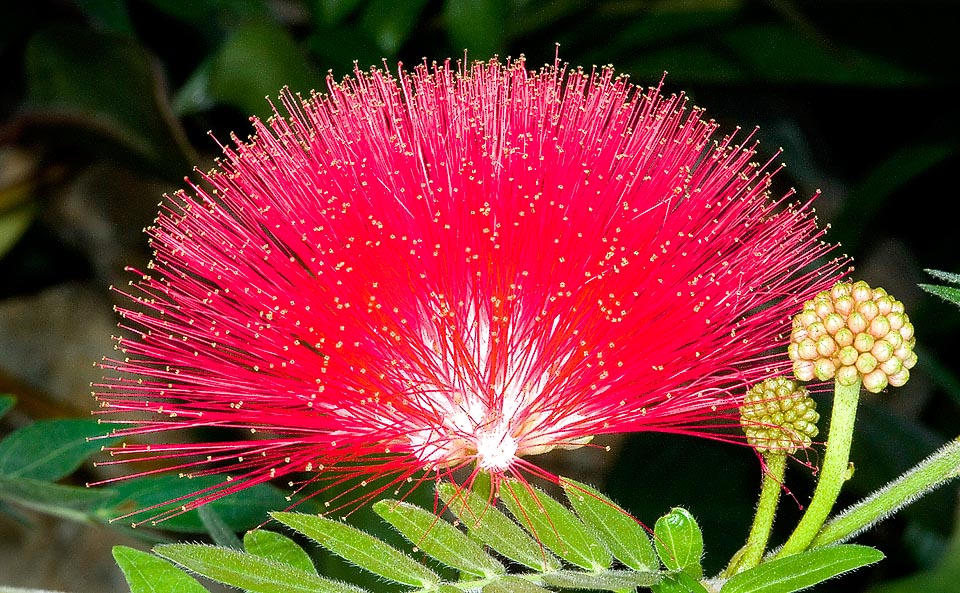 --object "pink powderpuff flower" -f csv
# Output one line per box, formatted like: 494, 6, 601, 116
92, 56, 847, 524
